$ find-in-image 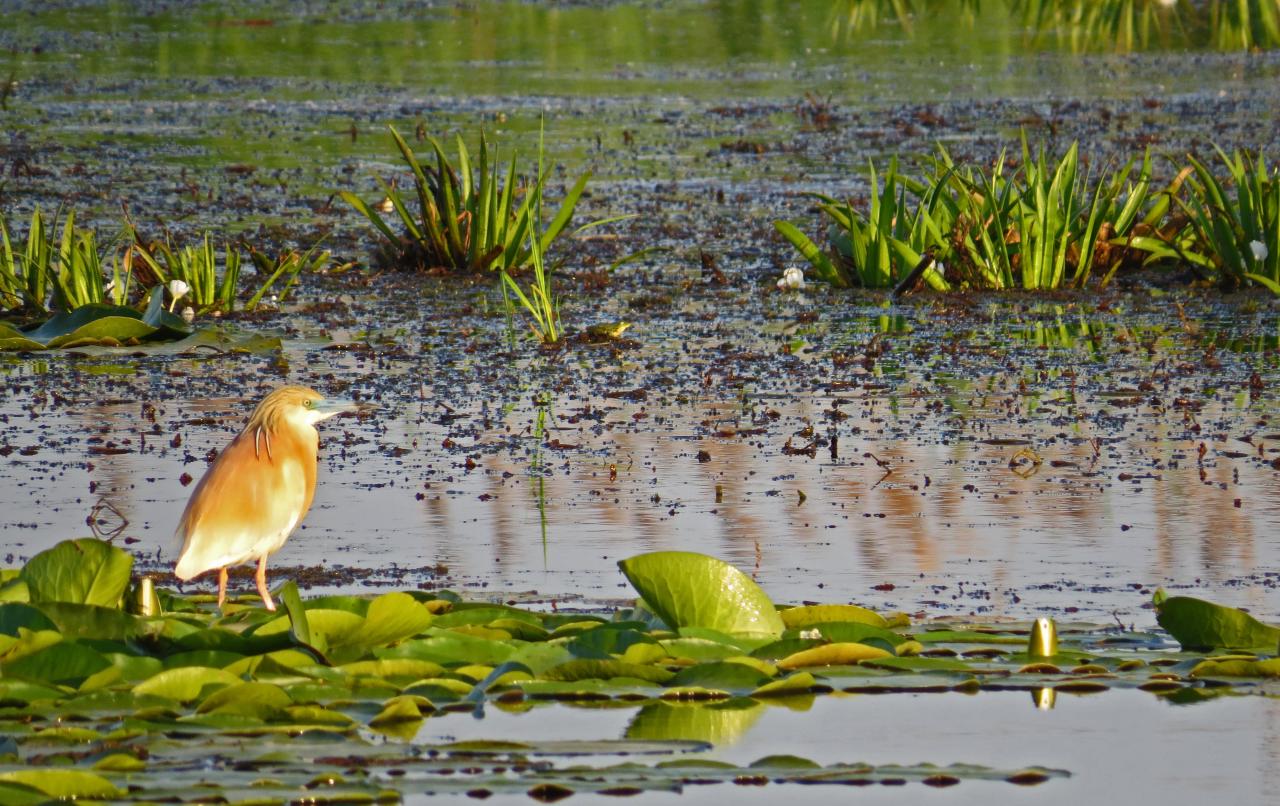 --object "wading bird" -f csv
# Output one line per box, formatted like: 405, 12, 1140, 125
174, 386, 355, 610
